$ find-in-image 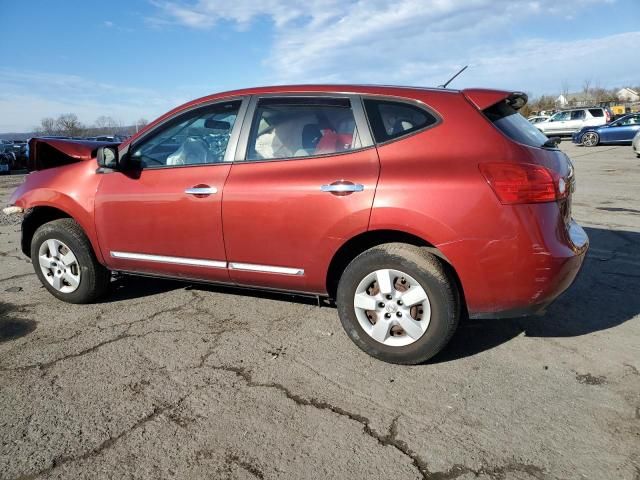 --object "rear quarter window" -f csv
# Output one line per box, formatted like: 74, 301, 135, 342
364, 99, 438, 143
589, 109, 604, 117
483, 100, 549, 148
